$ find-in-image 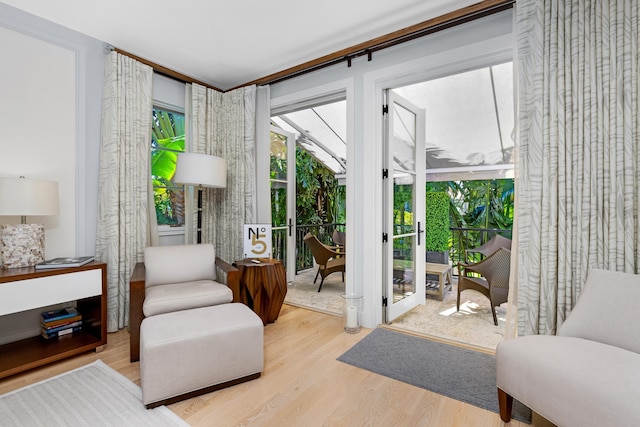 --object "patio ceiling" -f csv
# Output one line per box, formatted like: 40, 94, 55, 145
271, 61, 514, 182
272, 100, 347, 175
